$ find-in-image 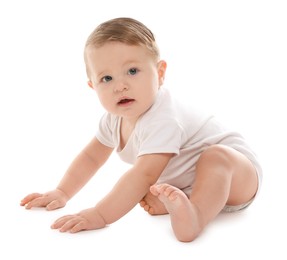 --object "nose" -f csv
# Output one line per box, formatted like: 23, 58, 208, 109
113, 79, 129, 93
